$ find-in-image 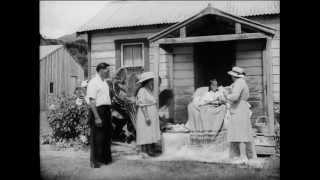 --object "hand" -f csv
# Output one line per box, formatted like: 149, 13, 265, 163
95, 117, 102, 127
145, 118, 151, 126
